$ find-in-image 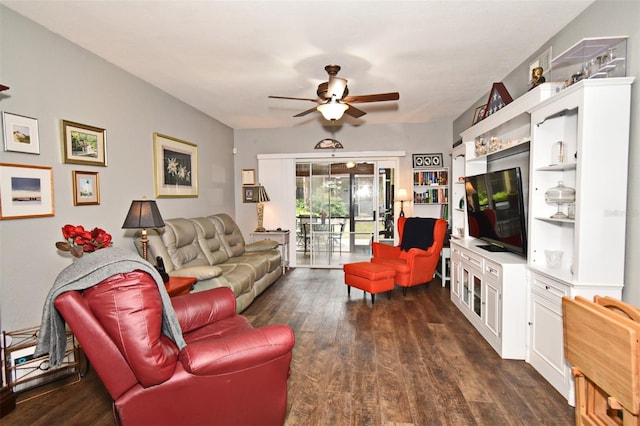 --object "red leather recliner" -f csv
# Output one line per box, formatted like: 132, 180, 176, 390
371, 216, 447, 294
54, 270, 295, 426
